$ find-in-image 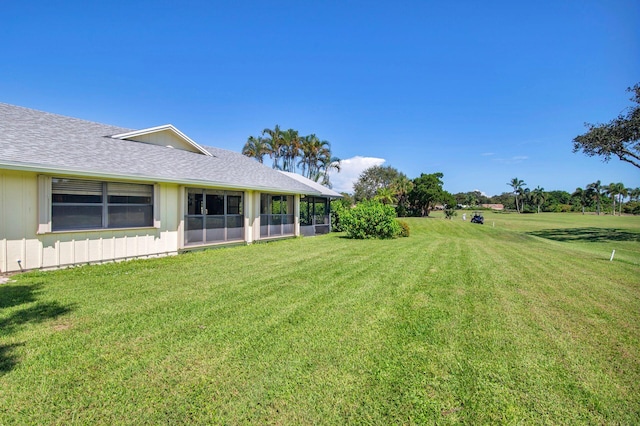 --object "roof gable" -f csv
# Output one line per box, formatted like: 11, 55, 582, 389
111, 125, 211, 156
